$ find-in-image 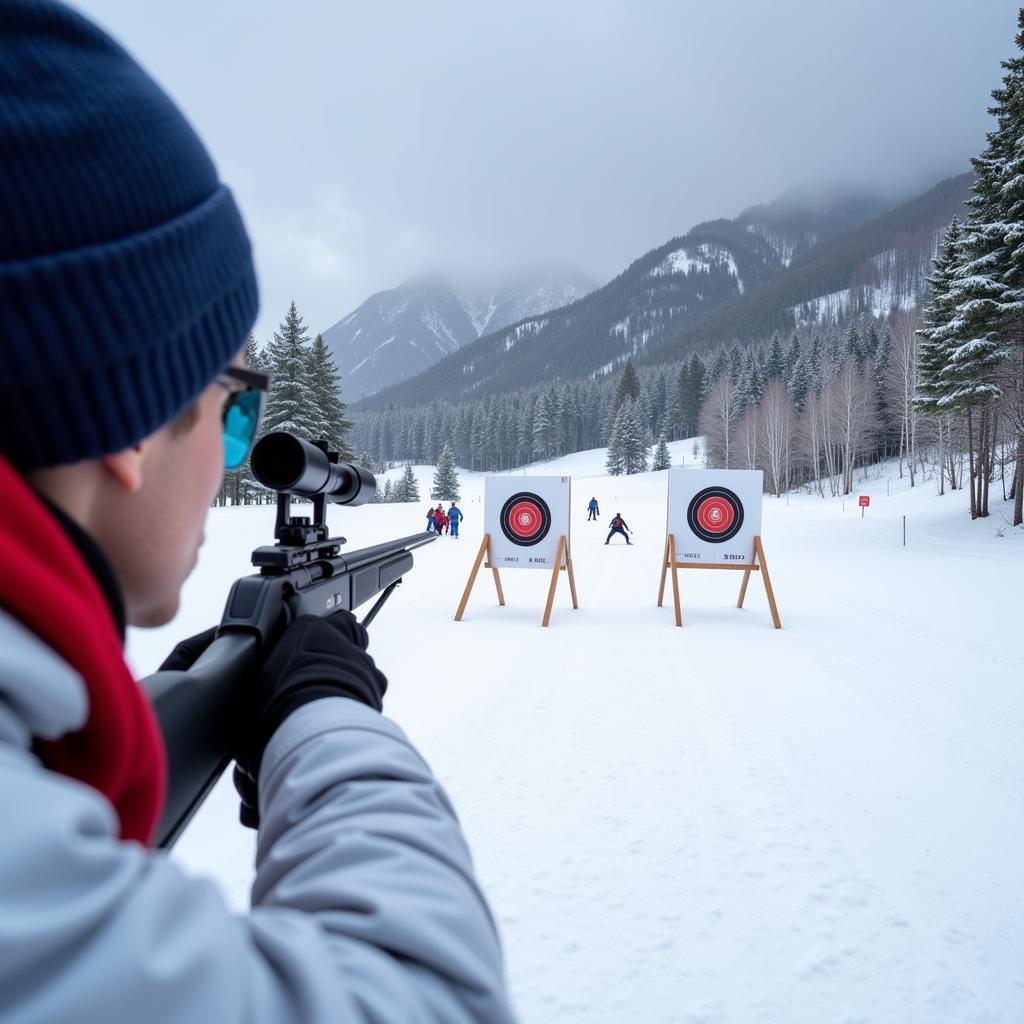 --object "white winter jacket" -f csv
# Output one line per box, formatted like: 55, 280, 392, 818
0, 606, 516, 1023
